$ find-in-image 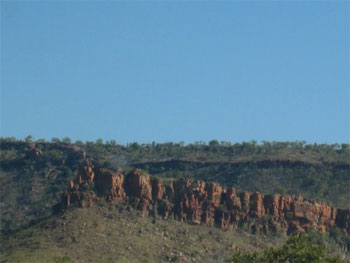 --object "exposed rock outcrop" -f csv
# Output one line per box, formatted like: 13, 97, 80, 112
59, 161, 350, 236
